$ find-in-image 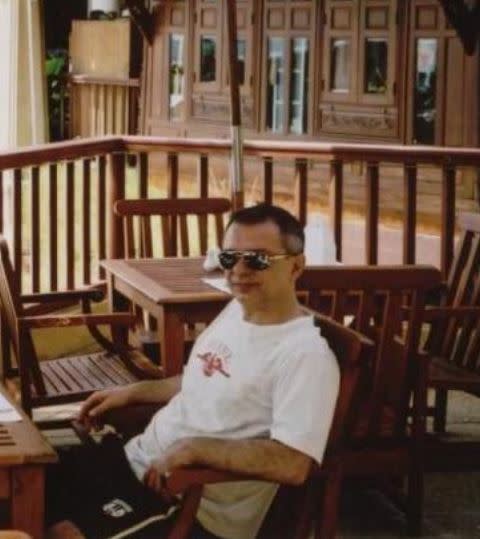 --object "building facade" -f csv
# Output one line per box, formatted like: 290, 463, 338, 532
140, 0, 479, 148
